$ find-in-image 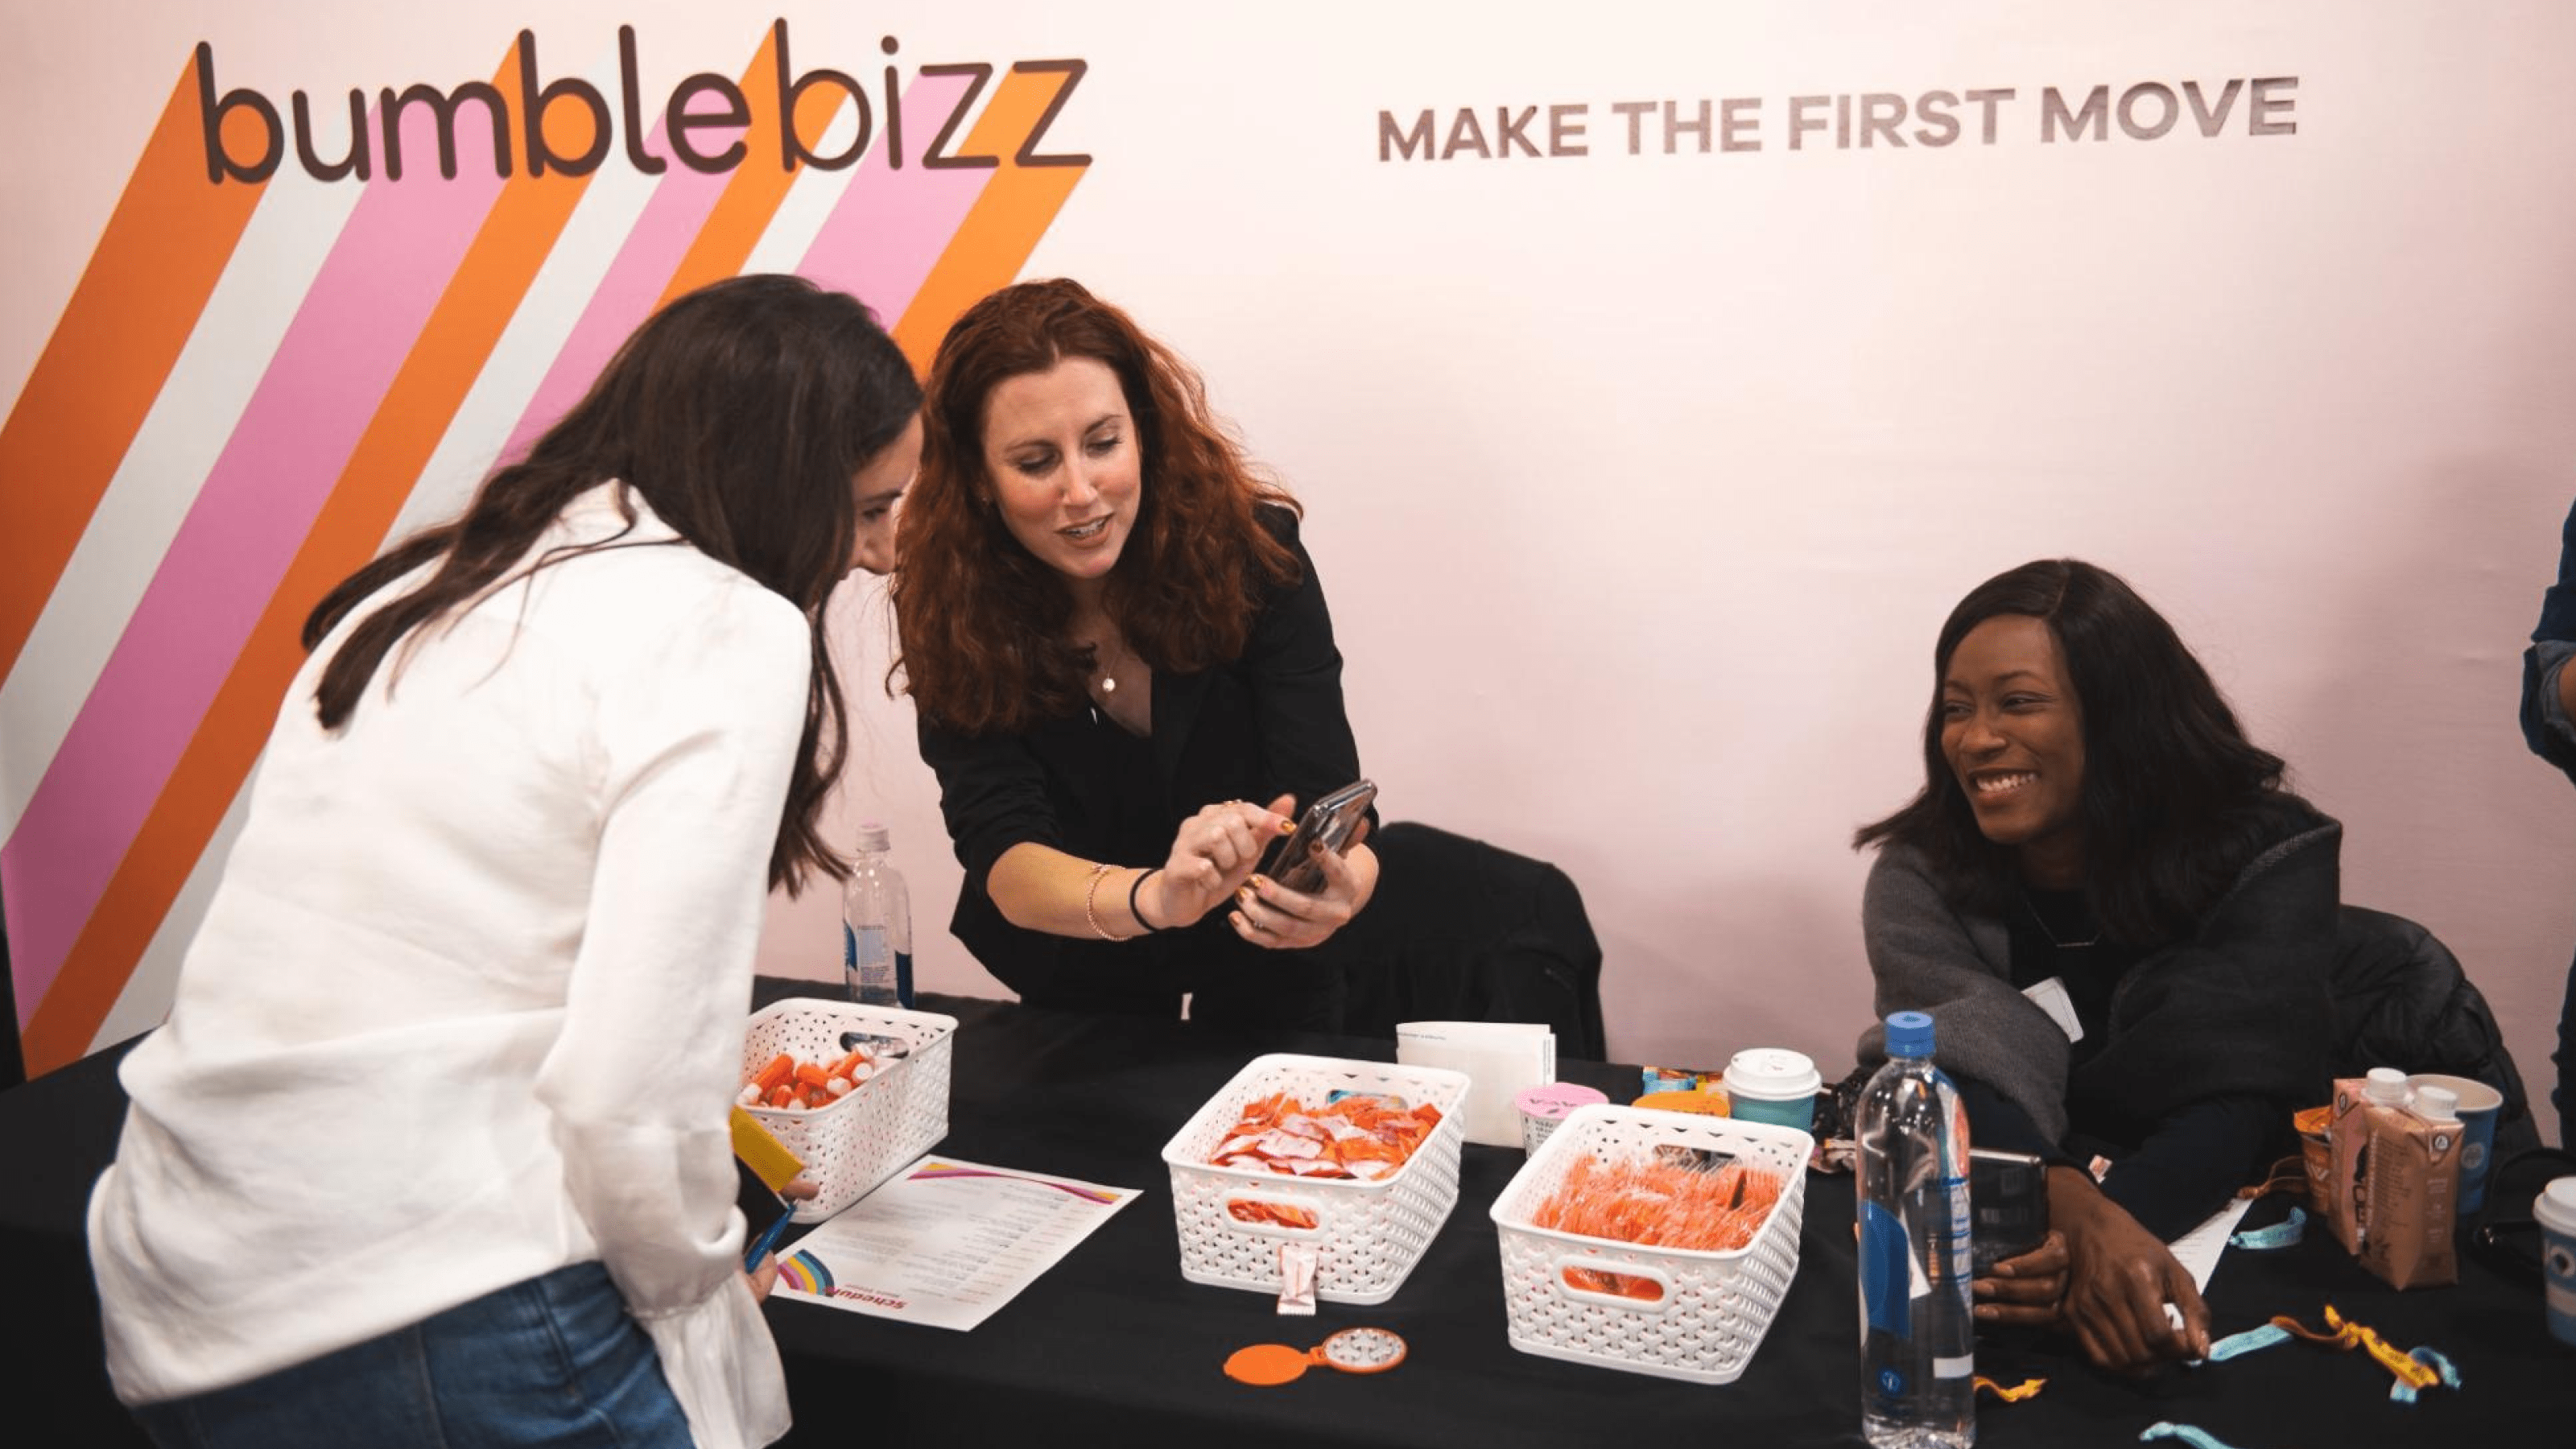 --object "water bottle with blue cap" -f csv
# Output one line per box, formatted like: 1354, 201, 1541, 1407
1858, 1009, 1975, 1447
